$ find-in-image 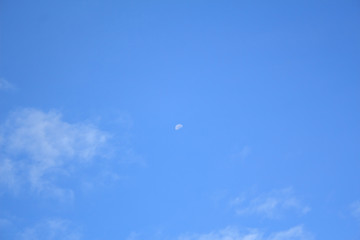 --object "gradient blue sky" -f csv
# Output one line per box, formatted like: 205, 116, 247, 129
1, 1, 360, 239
